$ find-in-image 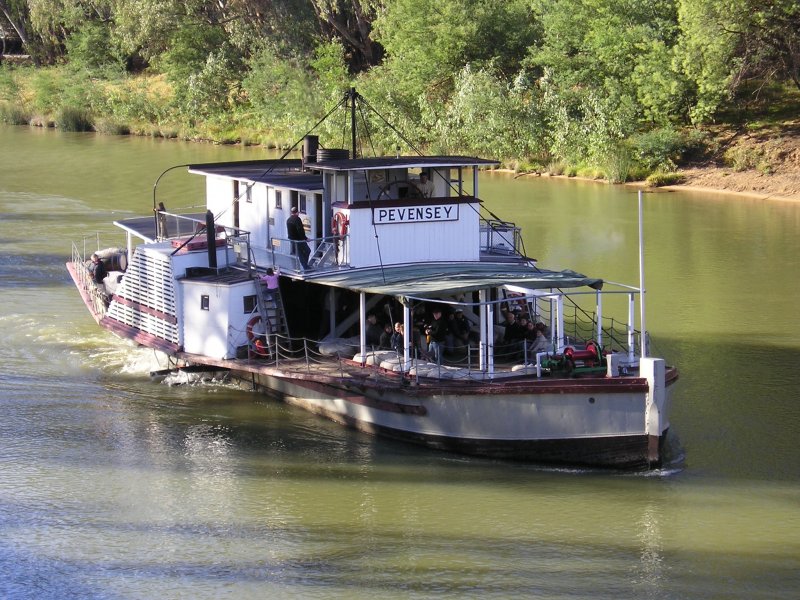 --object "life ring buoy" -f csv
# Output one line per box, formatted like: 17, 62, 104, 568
246, 315, 262, 342
331, 212, 349, 237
